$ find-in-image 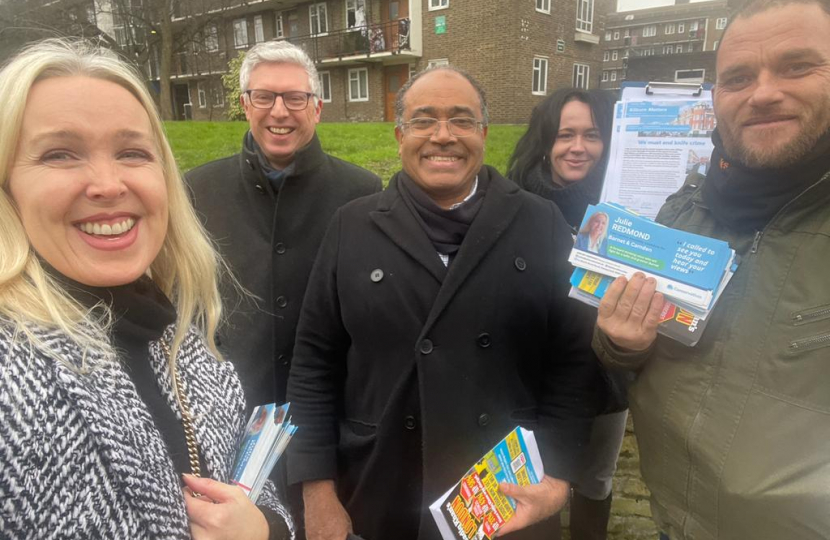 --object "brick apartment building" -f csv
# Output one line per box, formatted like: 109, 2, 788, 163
169, 0, 613, 123
599, 0, 728, 91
